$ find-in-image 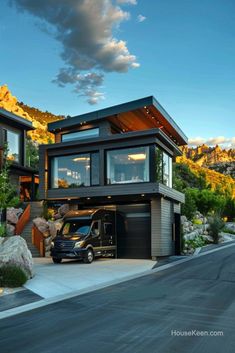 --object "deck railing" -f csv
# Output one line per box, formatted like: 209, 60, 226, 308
32, 226, 45, 257
15, 204, 31, 235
